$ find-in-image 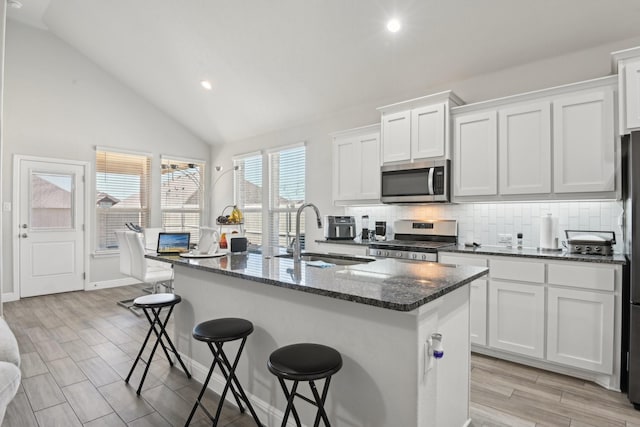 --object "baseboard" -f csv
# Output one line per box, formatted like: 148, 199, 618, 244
182, 352, 300, 427
1, 292, 18, 302
86, 277, 141, 291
